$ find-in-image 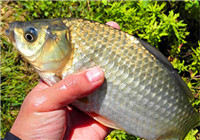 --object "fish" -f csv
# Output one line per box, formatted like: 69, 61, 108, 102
6, 18, 199, 140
